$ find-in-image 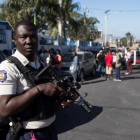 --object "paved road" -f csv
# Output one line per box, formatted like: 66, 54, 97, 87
55, 67, 140, 140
